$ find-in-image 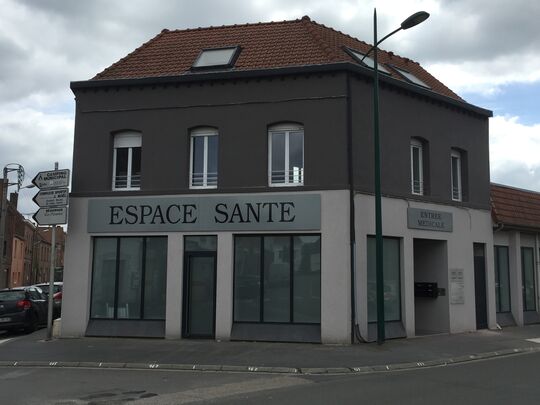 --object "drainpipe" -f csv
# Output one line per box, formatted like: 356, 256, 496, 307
346, 72, 360, 343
